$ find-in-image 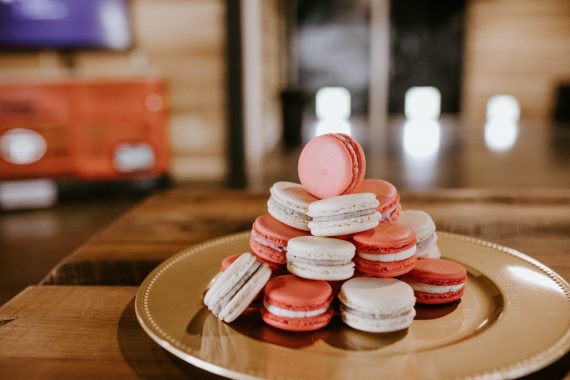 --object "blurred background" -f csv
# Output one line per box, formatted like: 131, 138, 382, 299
0, 0, 569, 303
